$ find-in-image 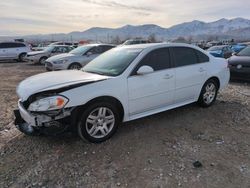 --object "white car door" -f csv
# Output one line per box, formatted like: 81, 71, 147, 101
127, 48, 175, 116
170, 47, 209, 104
